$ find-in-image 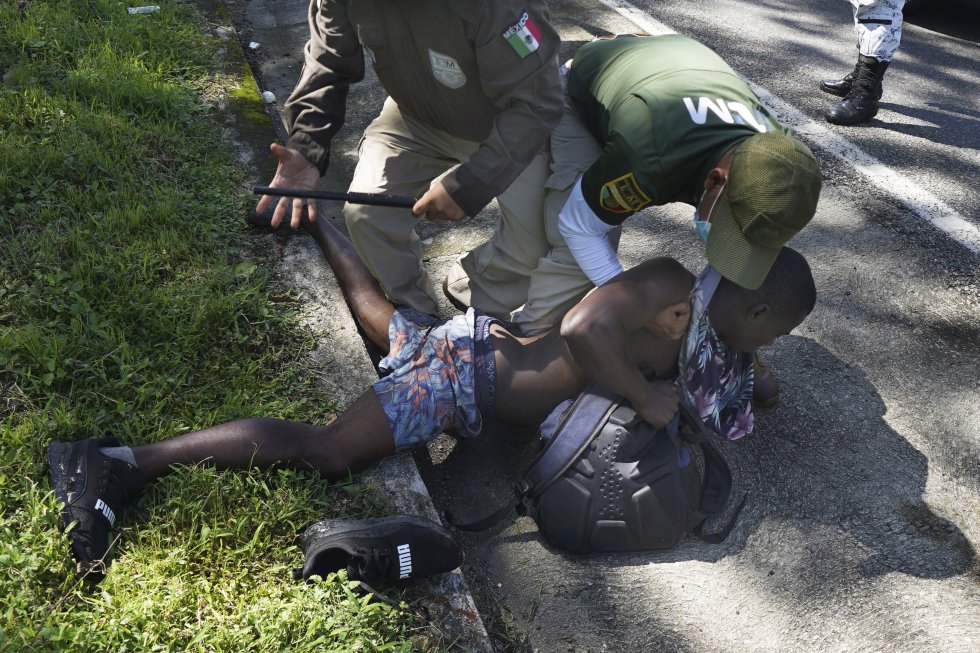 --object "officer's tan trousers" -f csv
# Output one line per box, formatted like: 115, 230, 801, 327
346, 97, 551, 317
448, 97, 617, 336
